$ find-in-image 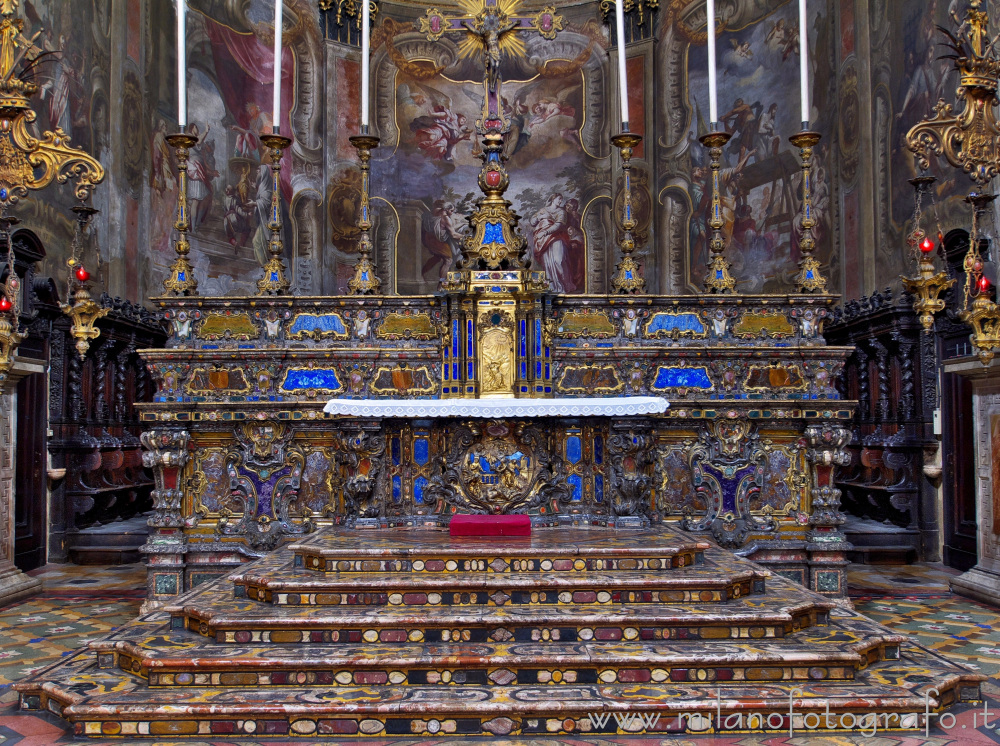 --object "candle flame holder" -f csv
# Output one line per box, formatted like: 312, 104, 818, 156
959, 192, 1000, 365
59, 204, 109, 360
257, 133, 293, 296
900, 176, 954, 333
163, 133, 200, 296
348, 133, 382, 295
699, 130, 736, 293
789, 130, 826, 293
610, 131, 645, 294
